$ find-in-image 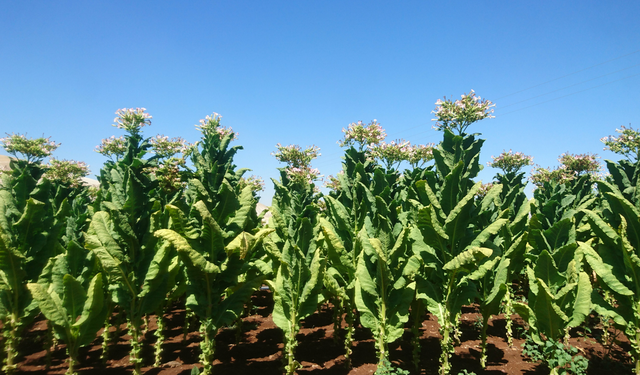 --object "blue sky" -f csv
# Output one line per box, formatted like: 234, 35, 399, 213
1, 1, 639, 203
